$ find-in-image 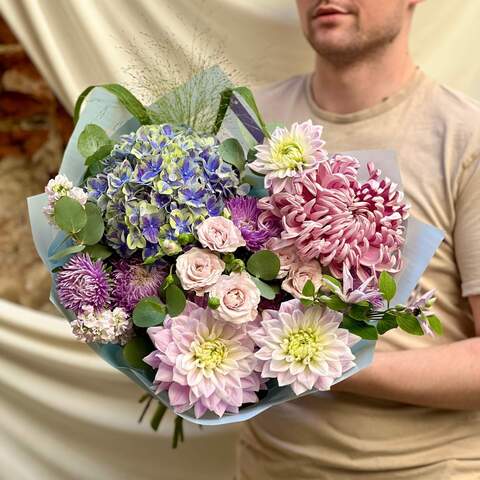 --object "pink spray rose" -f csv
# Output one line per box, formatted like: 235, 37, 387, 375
196, 216, 246, 253
267, 244, 299, 279
176, 247, 225, 295
209, 272, 261, 325
282, 260, 323, 299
